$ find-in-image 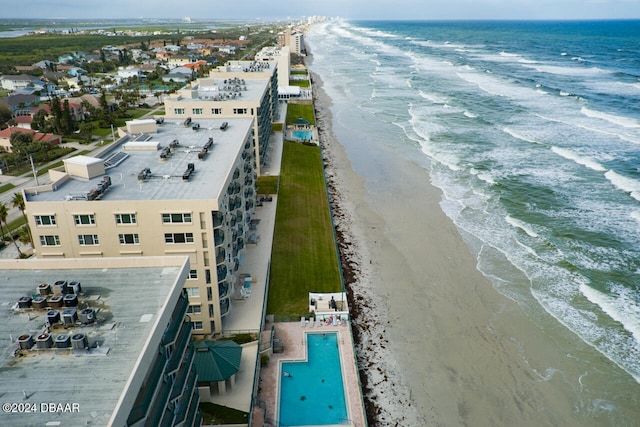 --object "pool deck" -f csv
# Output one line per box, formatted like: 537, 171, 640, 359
253, 321, 366, 427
